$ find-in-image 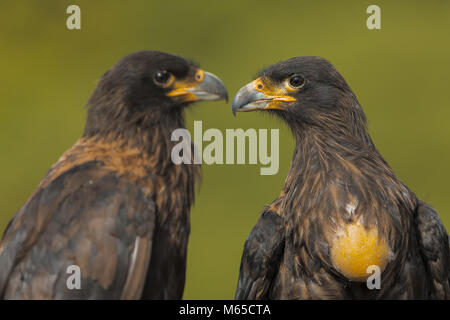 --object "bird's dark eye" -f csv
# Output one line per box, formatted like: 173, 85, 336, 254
289, 75, 305, 88
154, 71, 171, 84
